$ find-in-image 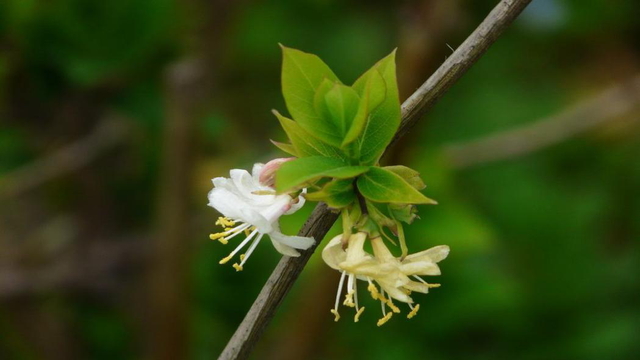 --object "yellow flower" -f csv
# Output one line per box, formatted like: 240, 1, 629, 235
322, 232, 449, 325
